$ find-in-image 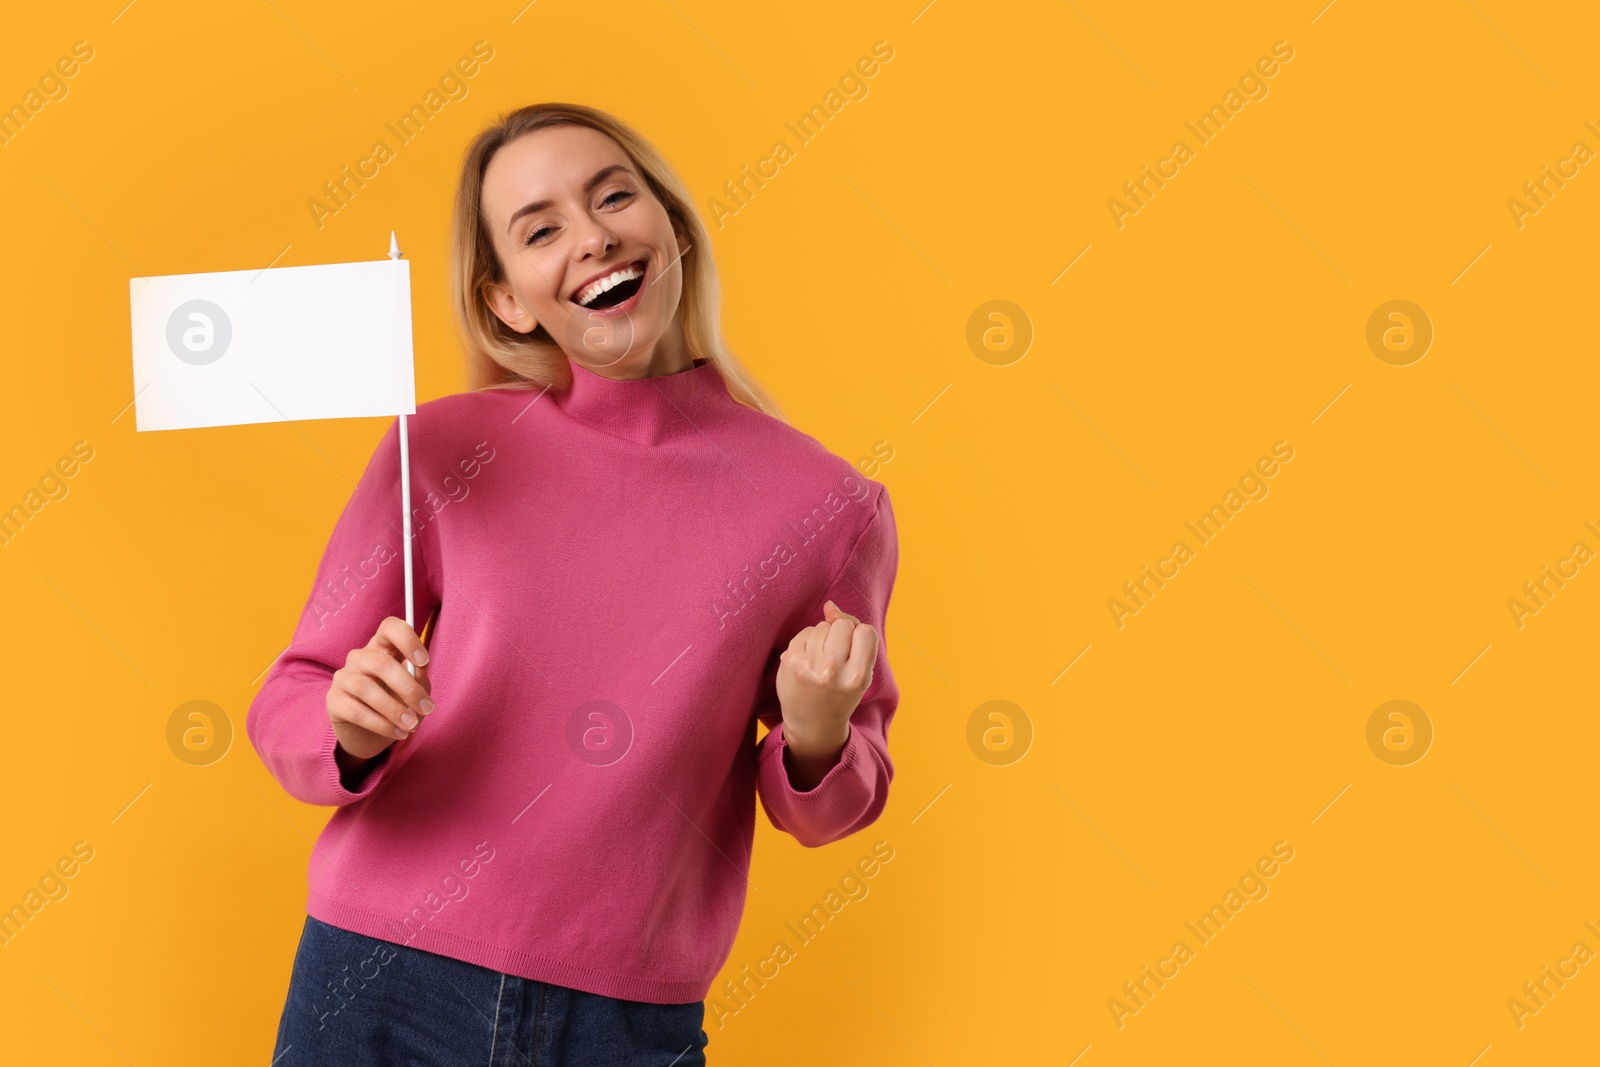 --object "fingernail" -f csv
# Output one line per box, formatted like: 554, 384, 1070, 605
401, 712, 417, 728
413, 648, 429, 666
419, 698, 434, 715
394, 727, 407, 739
